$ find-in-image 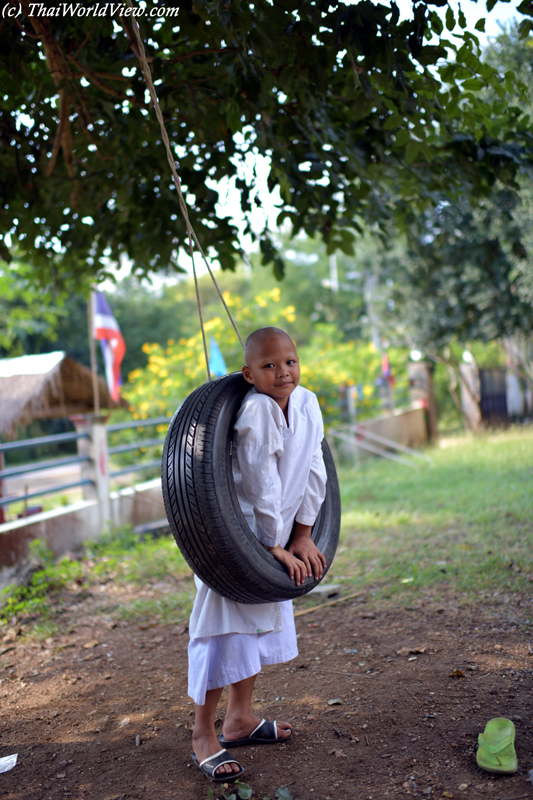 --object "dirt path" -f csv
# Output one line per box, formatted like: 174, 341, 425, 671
1, 595, 532, 800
